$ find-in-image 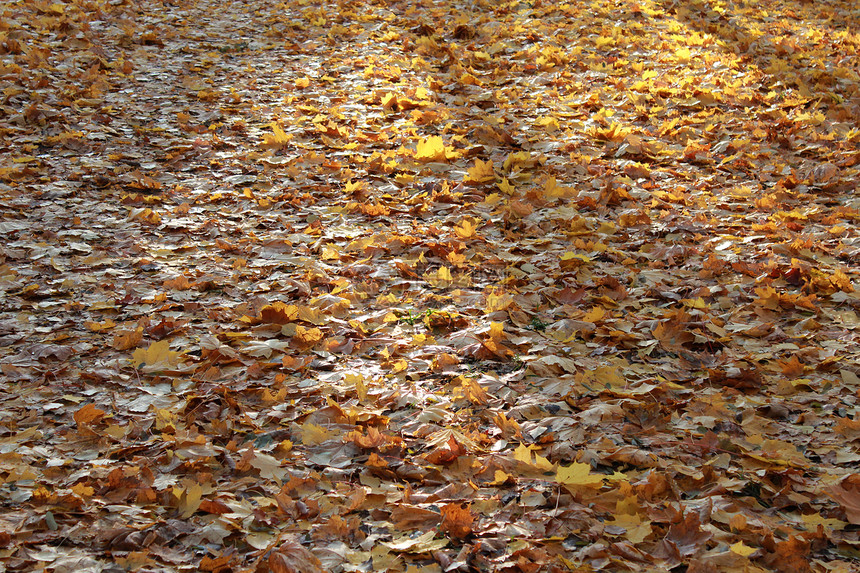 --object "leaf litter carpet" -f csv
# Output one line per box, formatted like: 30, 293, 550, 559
1, 0, 860, 571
